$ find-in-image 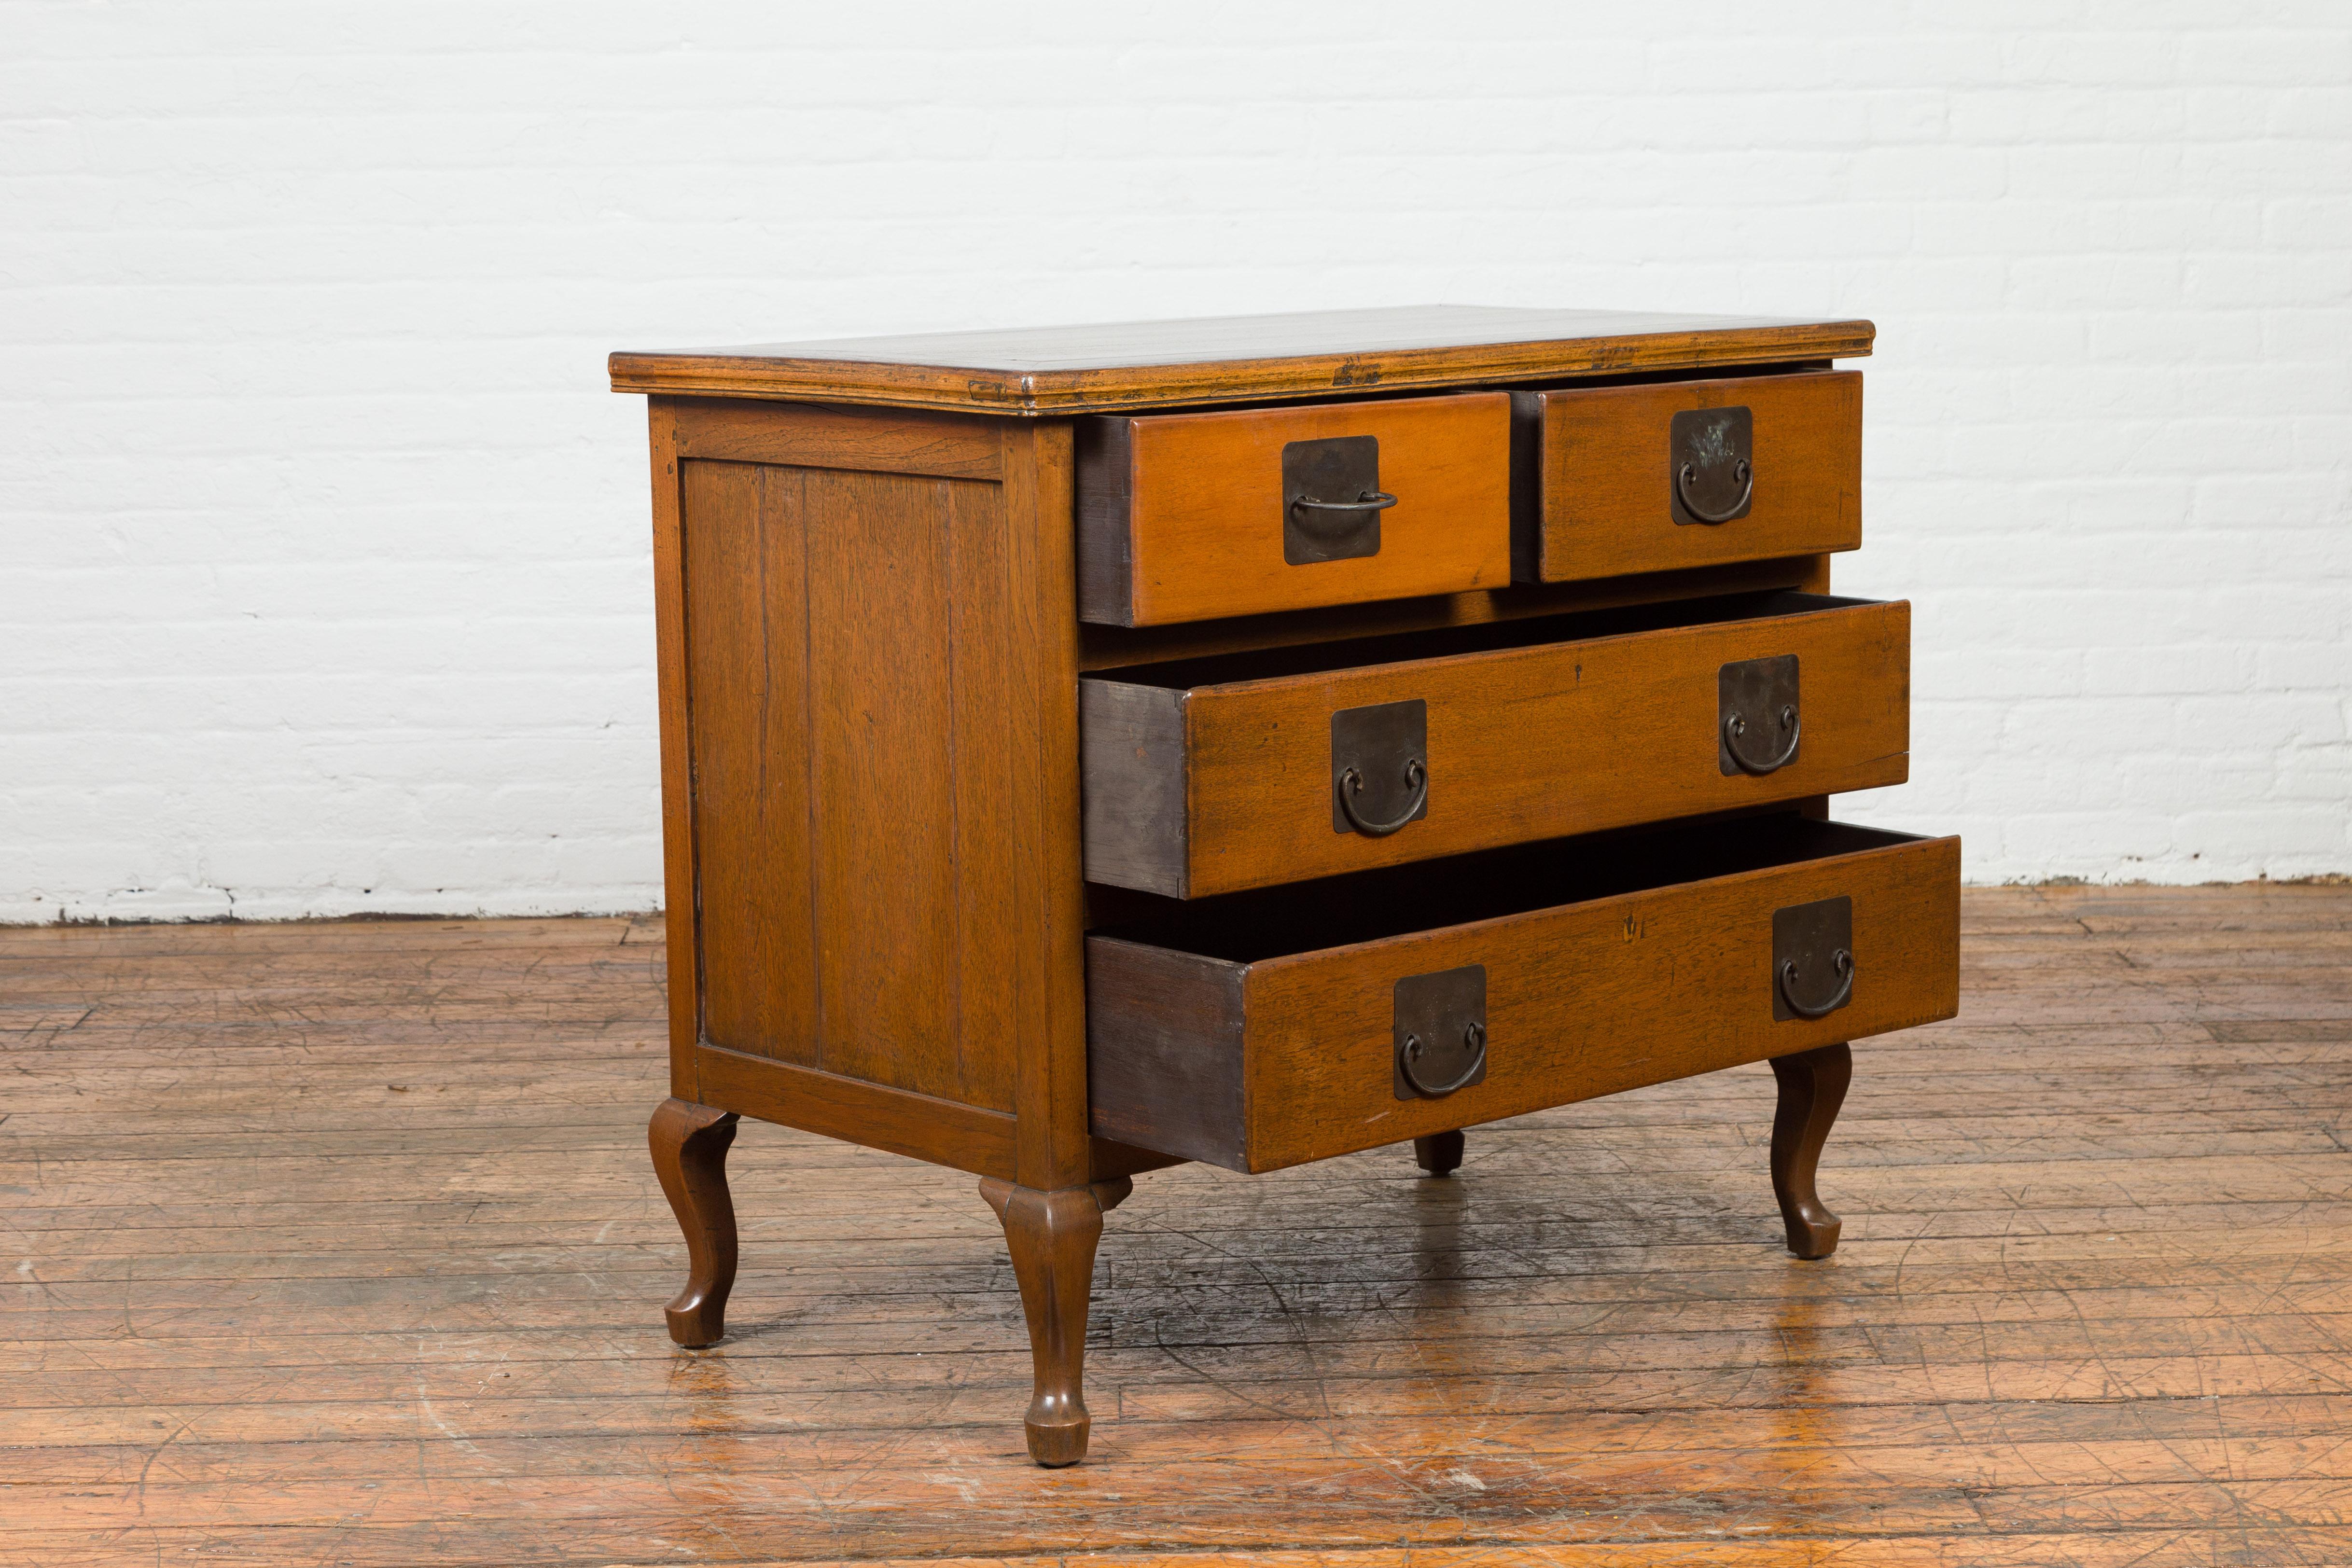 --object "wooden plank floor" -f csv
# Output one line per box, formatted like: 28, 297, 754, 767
3, 886, 2350, 1567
